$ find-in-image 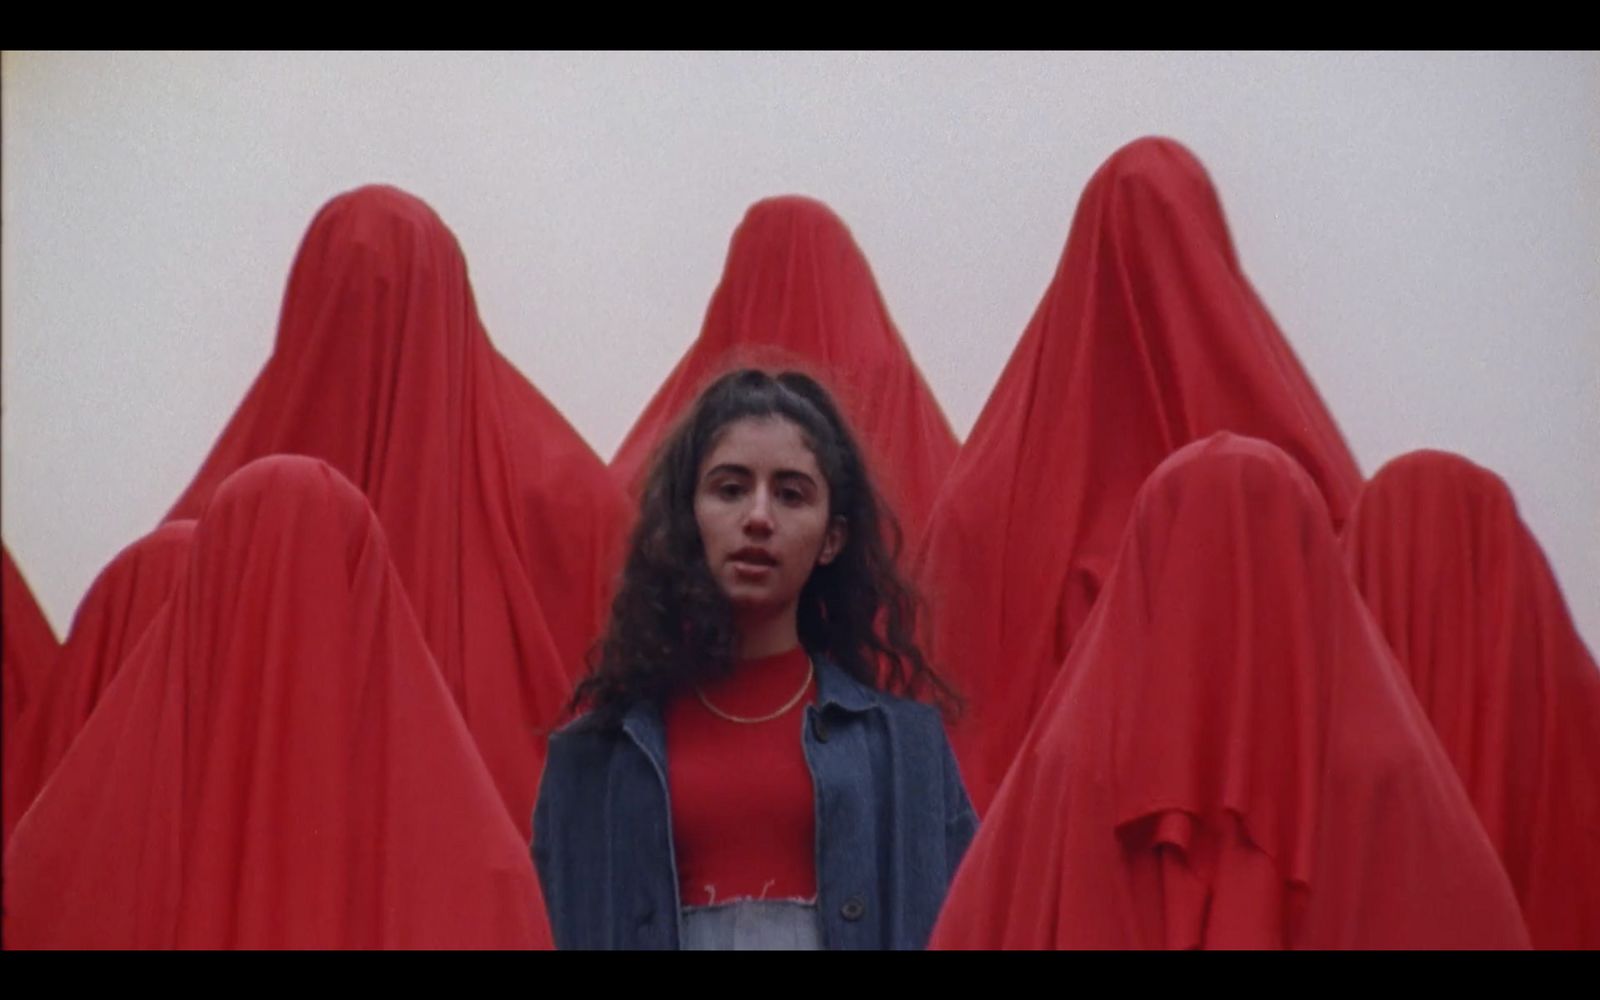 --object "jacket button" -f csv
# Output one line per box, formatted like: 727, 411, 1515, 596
840, 895, 866, 921
636, 898, 655, 926
812, 714, 830, 742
